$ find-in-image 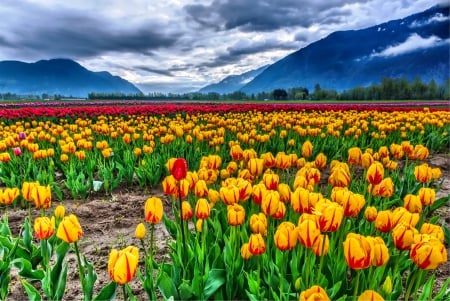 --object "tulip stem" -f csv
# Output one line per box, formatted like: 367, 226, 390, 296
73, 242, 86, 299
177, 186, 187, 278
316, 234, 326, 285
352, 270, 361, 301
122, 284, 128, 301
279, 250, 287, 301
